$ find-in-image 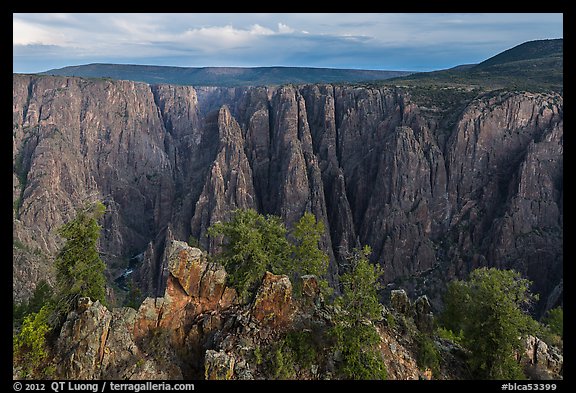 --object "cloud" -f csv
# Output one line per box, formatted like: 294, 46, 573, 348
13, 13, 563, 73
179, 24, 277, 51
277, 23, 295, 34
13, 17, 68, 45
